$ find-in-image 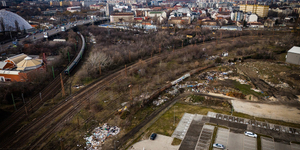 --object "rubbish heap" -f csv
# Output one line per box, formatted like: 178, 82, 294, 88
84, 123, 120, 150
